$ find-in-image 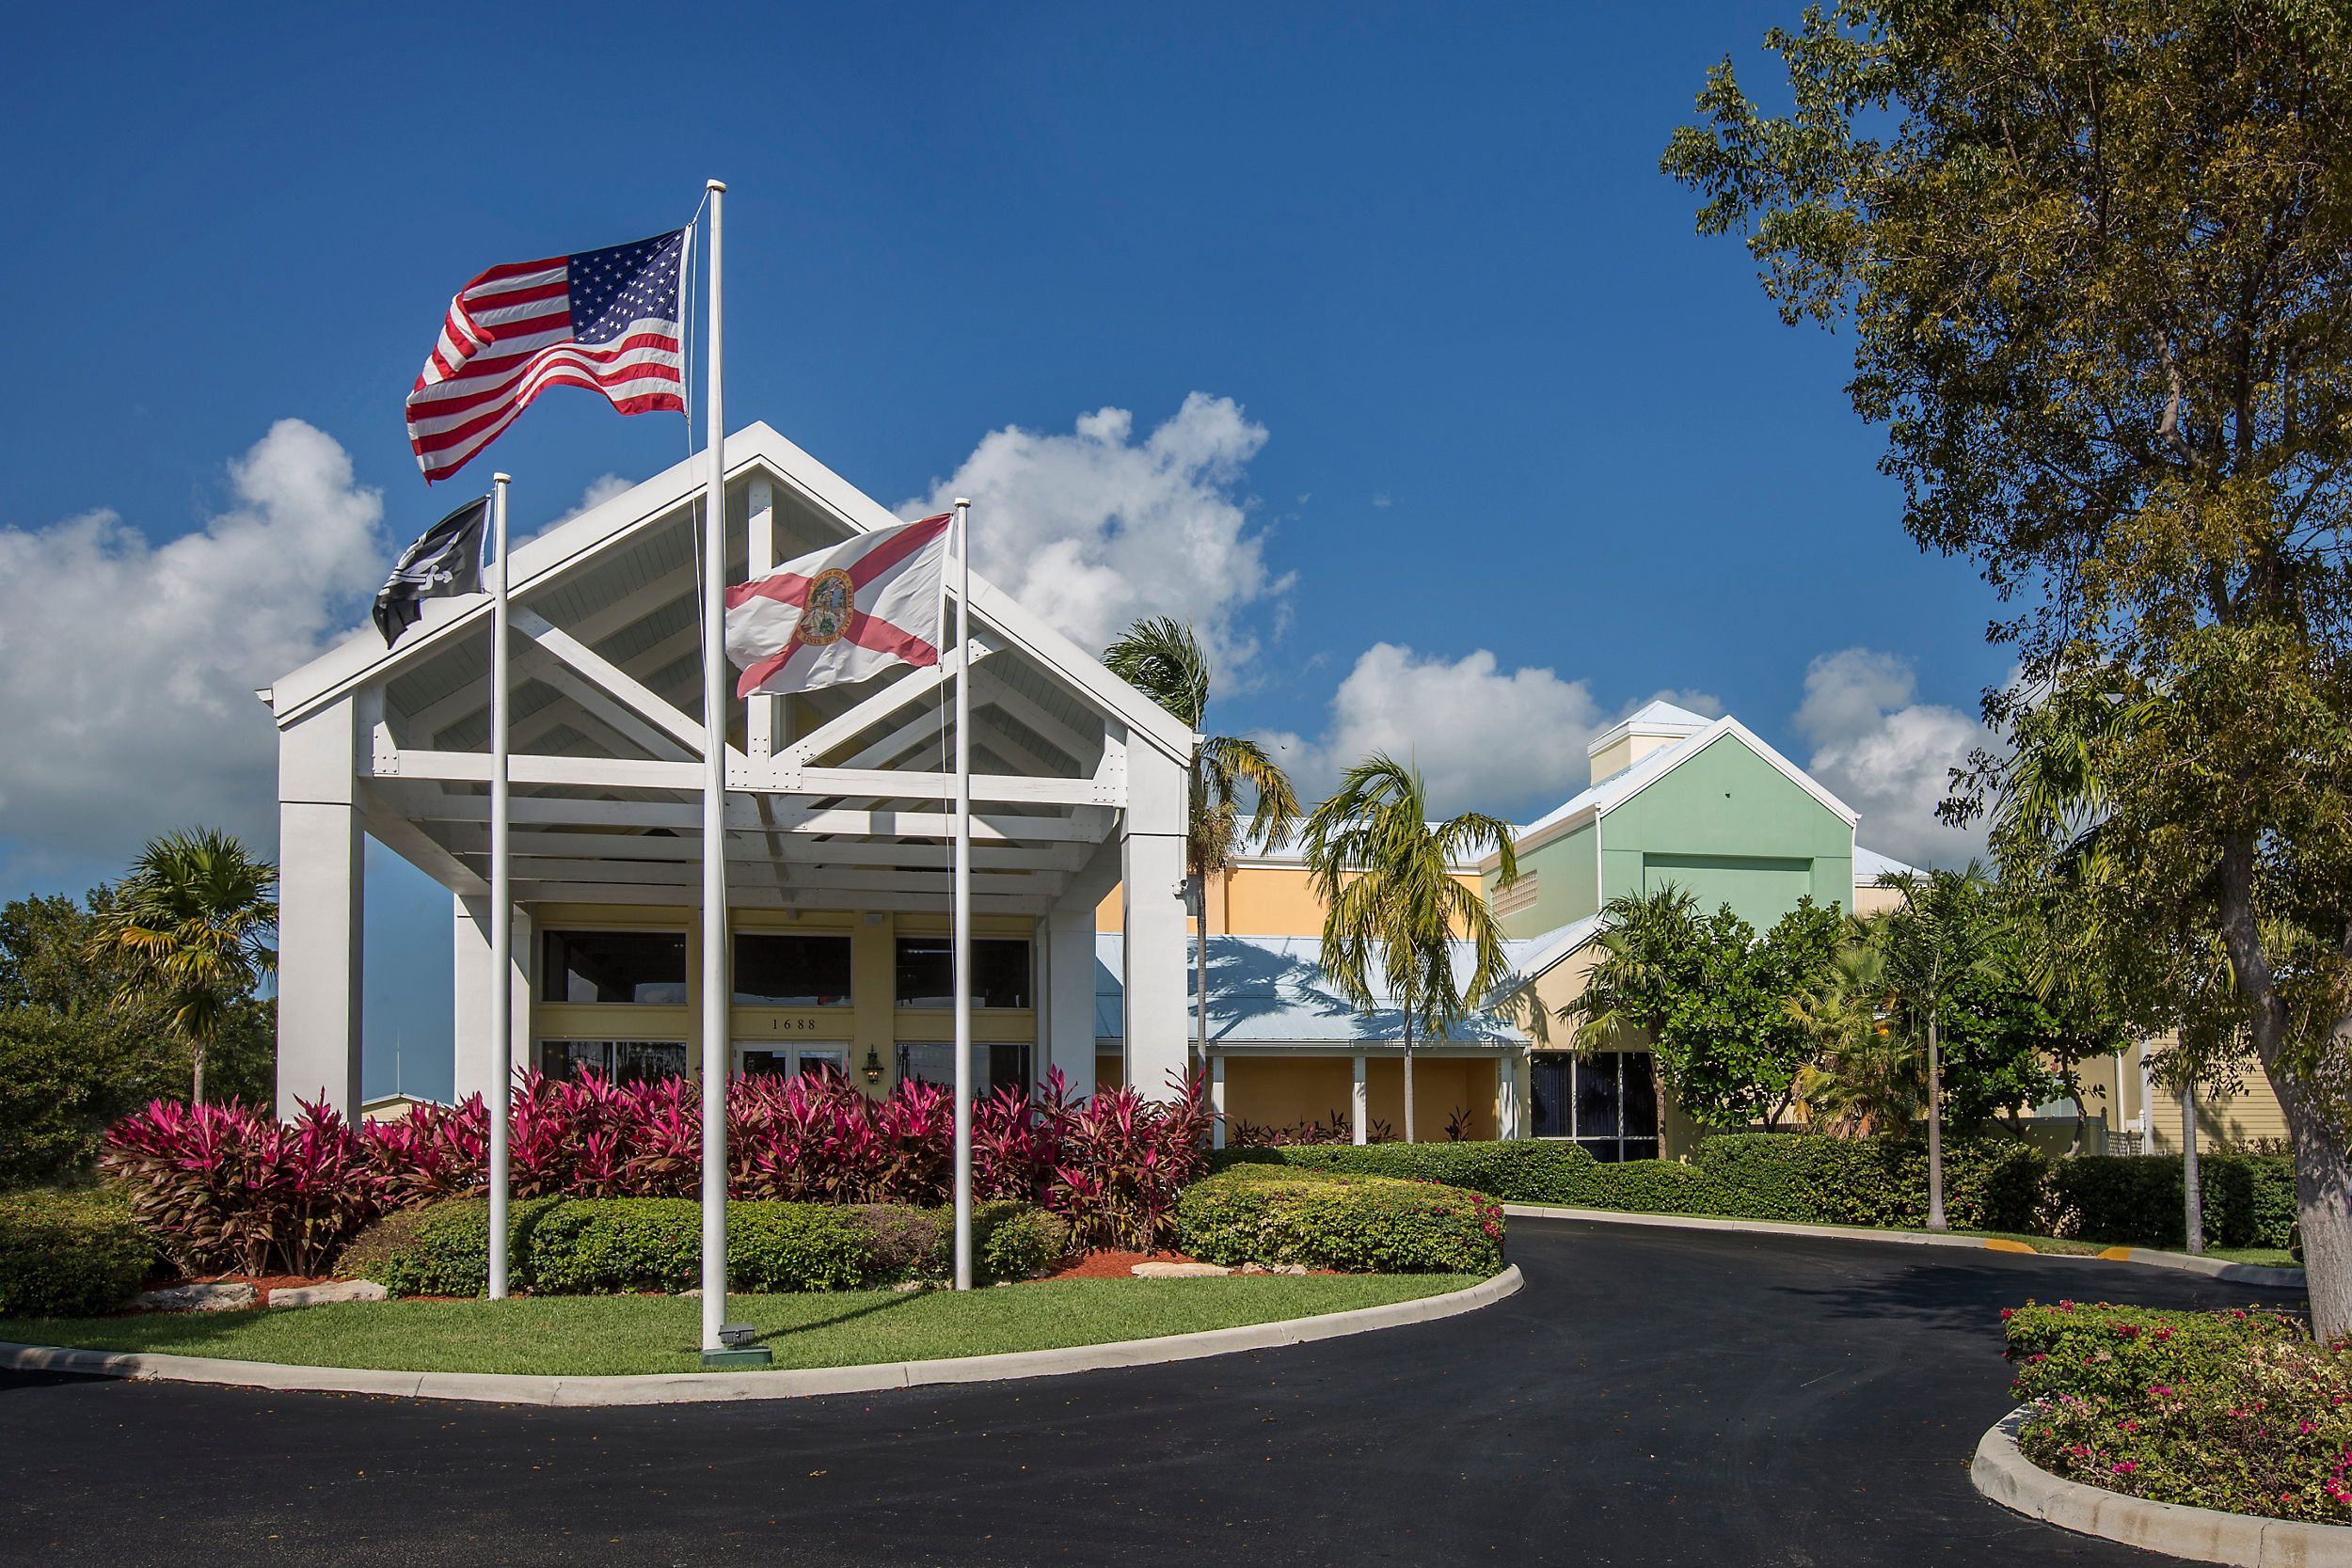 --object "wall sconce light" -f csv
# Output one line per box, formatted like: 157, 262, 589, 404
863, 1049, 884, 1085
